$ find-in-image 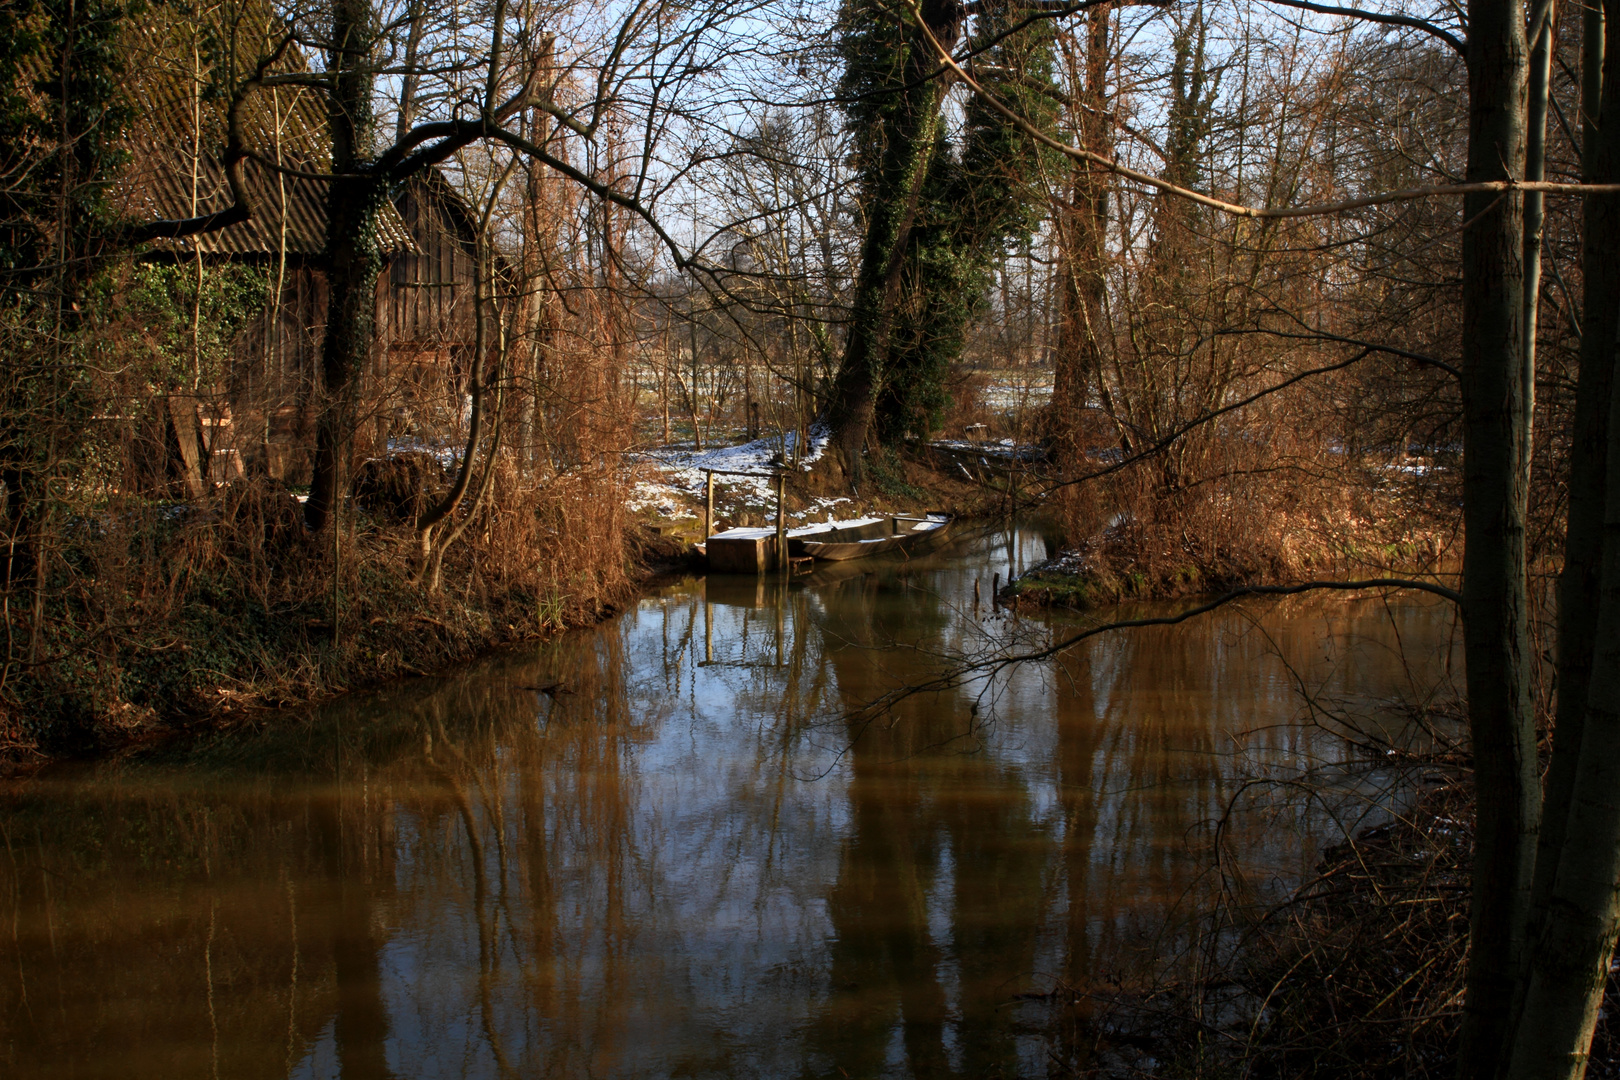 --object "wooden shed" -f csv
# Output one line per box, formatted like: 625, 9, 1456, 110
113, 7, 492, 491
